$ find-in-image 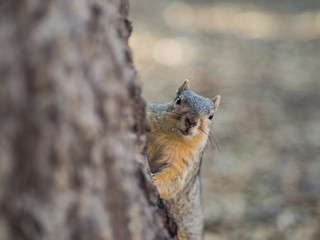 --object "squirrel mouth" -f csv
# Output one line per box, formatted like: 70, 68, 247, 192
180, 129, 192, 136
